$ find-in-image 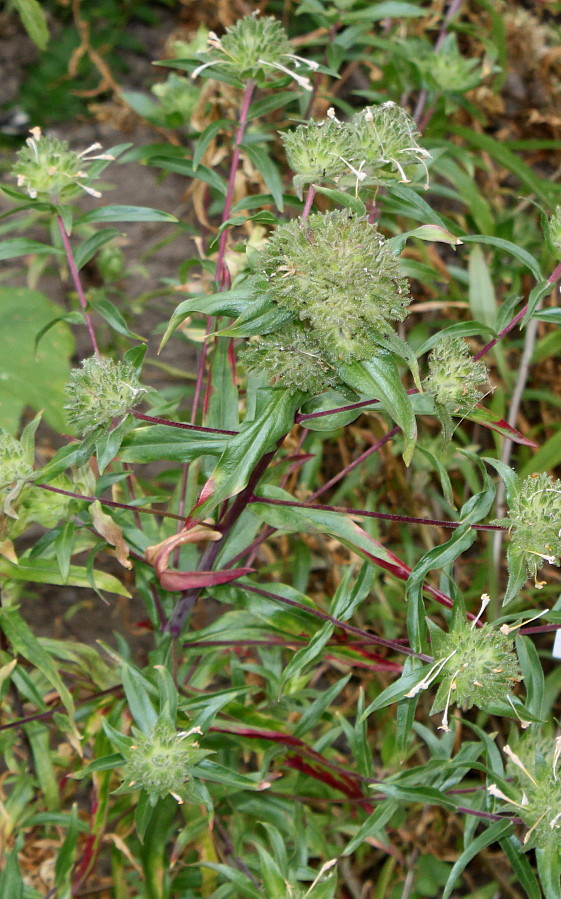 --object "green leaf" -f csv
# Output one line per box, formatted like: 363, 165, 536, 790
0, 842, 24, 899
442, 820, 513, 899
149, 156, 227, 195
192, 389, 302, 519
193, 119, 236, 170
343, 800, 398, 855
0, 556, 131, 597
406, 524, 476, 610
79, 205, 178, 225
89, 295, 147, 342
504, 543, 528, 607
74, 229, 121, 270
119, 424, 227, 464
54, 805, 79, 894
376, 782, 458, 811
12, 0, 49, 49
500, 835, 541, 899
54, 520, 75, 583
240, 143, 284, 211
536, 846, 561, 899
280, 622, 334, 688
315, 186, 367, 214
121, 664, 158, 735
342, 2, 428, 21
468, 244, 498, 329
0, 238, 64, 261
0, 287, 74, 434
0, 607, 75, 721
338, 357, 417, 465
159, 286, 256, 351
452, 125, 560, 209
464, 235, 543, 283
516, 635, 544, 720
250, 484, 399, 568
